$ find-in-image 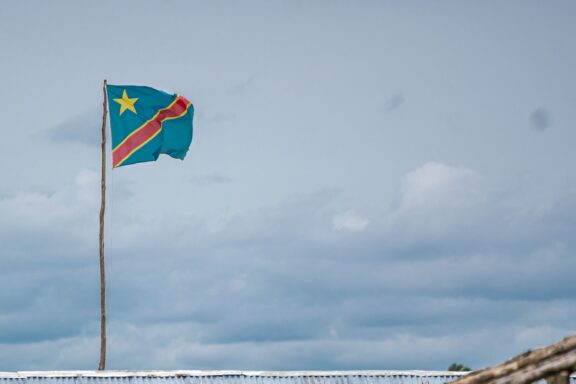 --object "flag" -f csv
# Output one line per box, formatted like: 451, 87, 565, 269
106, 85, 194, 168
